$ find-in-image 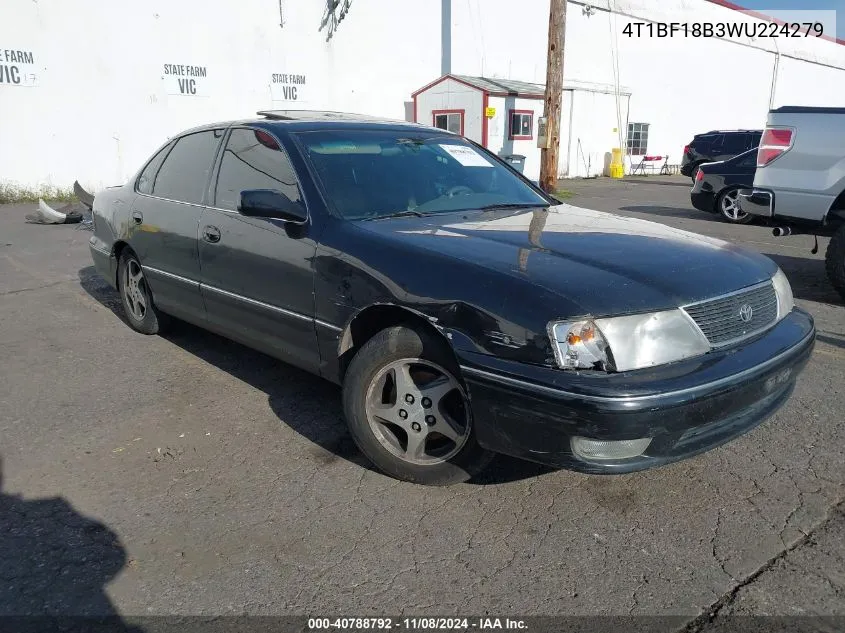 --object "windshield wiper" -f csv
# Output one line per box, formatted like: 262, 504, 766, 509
477, 202, 550, 211
368, 210, 427, 220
